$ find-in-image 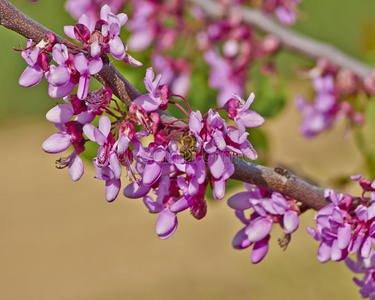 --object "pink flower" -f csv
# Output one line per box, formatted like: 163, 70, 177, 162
228, 184, 300, 263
